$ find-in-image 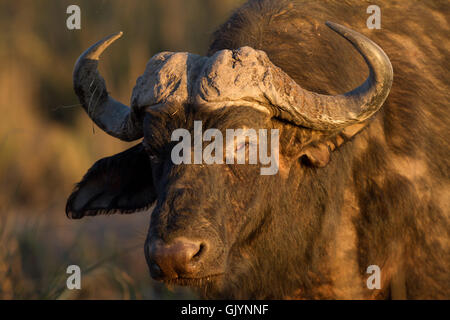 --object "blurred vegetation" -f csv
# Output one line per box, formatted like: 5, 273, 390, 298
0, 0, 244, 299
